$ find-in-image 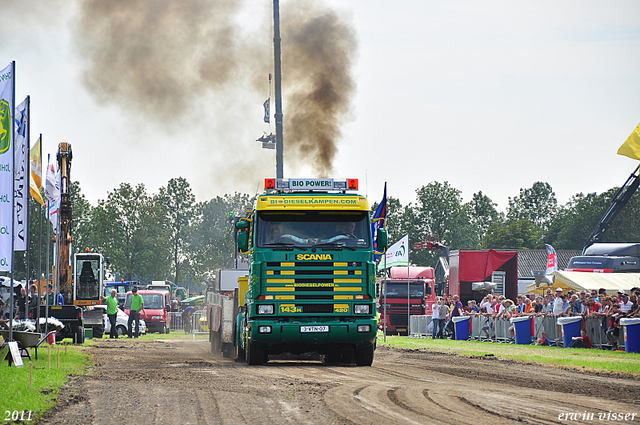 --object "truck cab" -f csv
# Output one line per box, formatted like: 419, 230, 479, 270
378, 266, 435, 335
125, 289, 171, 333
